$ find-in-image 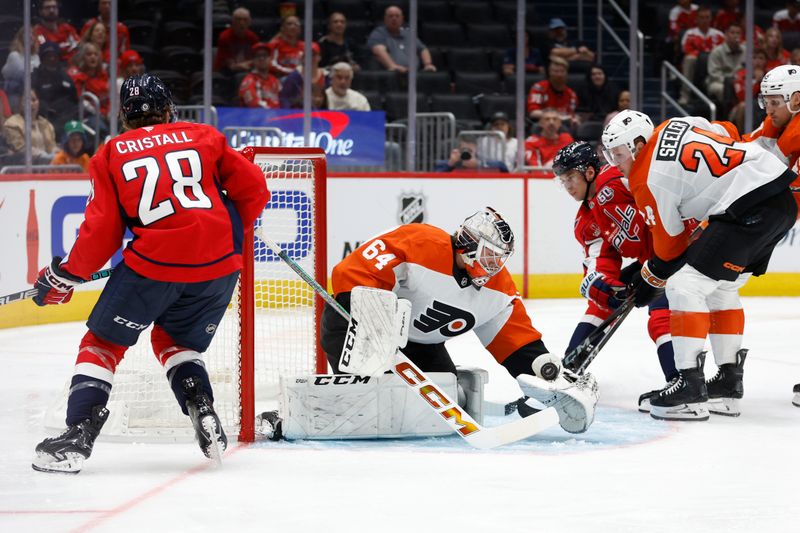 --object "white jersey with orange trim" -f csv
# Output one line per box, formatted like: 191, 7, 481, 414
331, 224, 542, 365
628, 116, 789, 261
